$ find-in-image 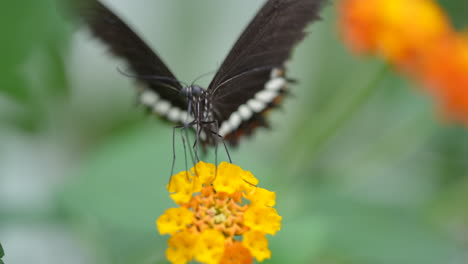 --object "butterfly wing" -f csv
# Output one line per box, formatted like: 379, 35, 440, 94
77, 0, 189, 123
207, 0, 325, 144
